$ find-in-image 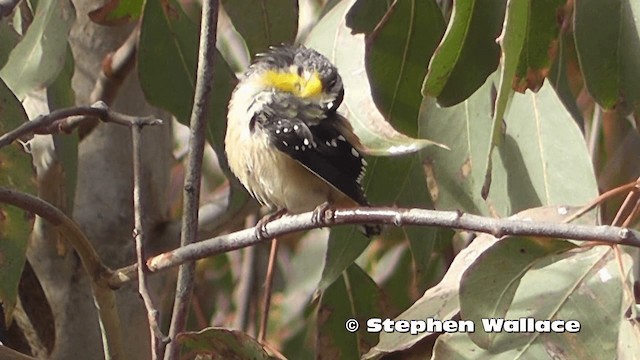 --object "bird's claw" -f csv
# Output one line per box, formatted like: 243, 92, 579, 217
311, 202, 332, 227
255, 209, 287, 241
